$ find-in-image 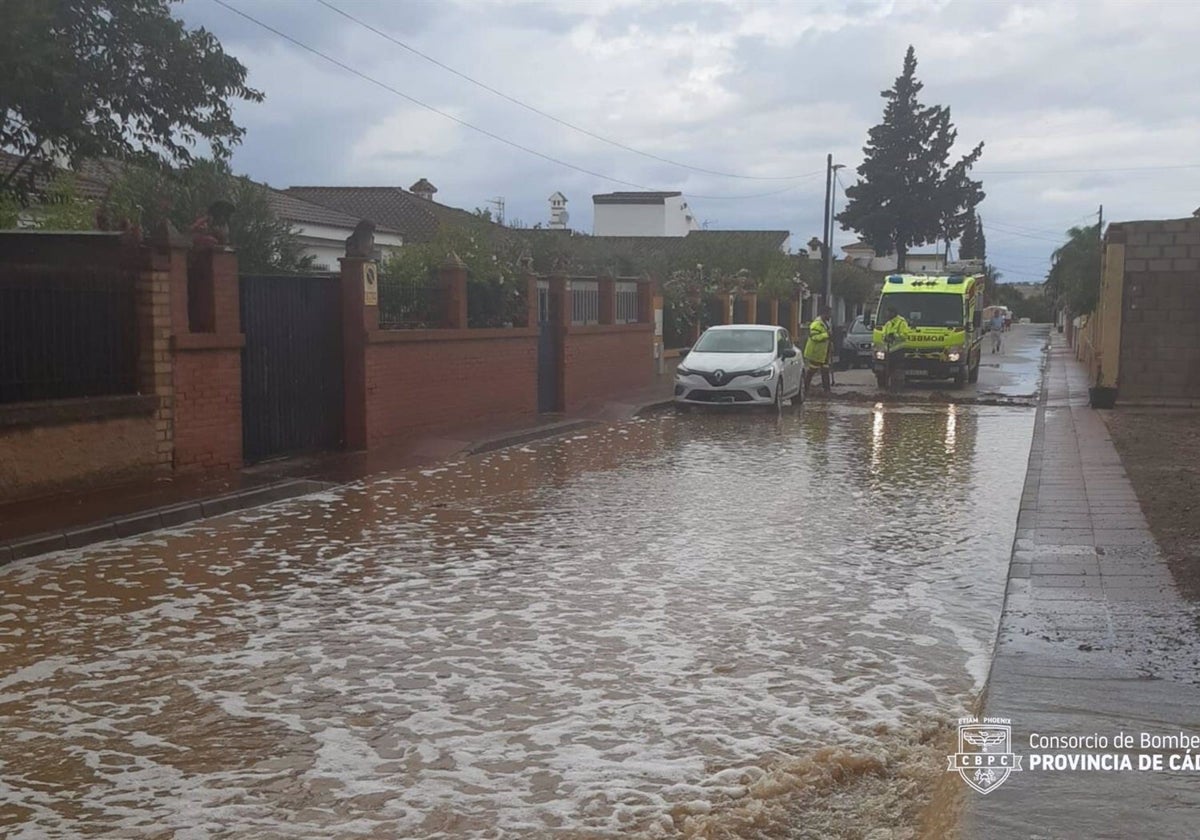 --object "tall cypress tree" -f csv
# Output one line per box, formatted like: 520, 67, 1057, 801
837, 46, 984, 270
959, 209, 980, 259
